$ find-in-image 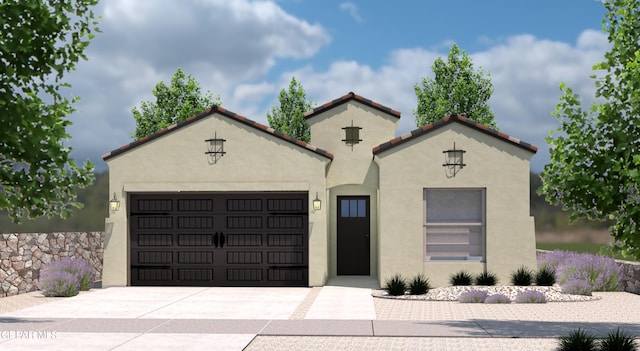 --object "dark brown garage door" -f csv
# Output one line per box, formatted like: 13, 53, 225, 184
129, 192, 308, 287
